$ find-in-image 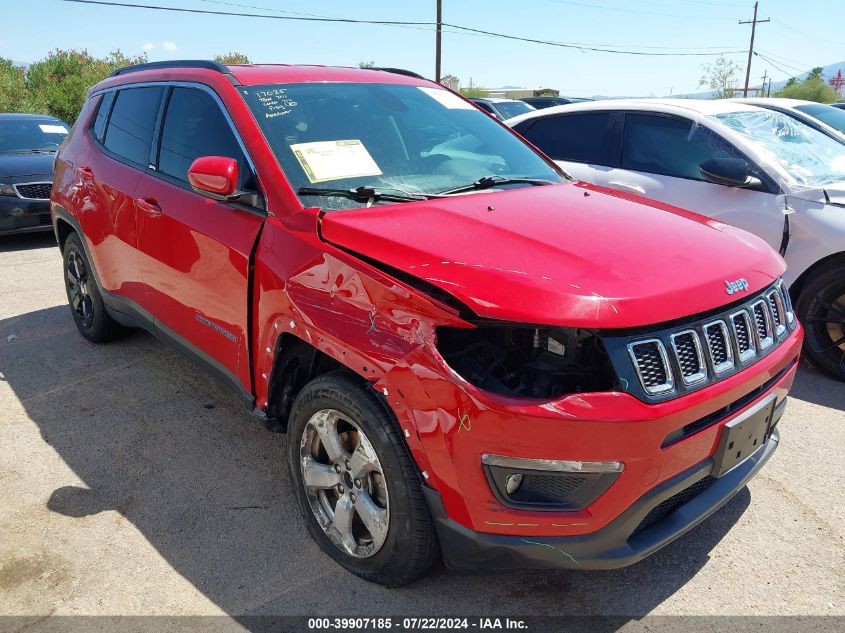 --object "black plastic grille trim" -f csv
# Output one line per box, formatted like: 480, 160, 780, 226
704, 322, 730, 368
631, 476, 716, 538
628, 340, 673, 394
604, 281, 796, 403
733, 311, 752, 354
14, 182, 51, 200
